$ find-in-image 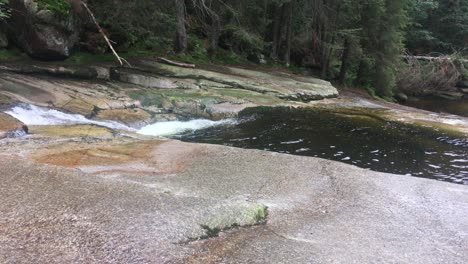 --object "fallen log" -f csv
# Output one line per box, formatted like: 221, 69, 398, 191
403, 55, 468, 63
156, 57, 196, 69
